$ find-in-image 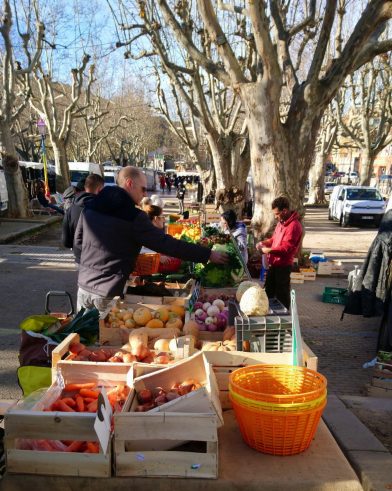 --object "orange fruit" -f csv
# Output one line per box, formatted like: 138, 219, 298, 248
146, 318, 164, 329
154, 307, 170, 323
